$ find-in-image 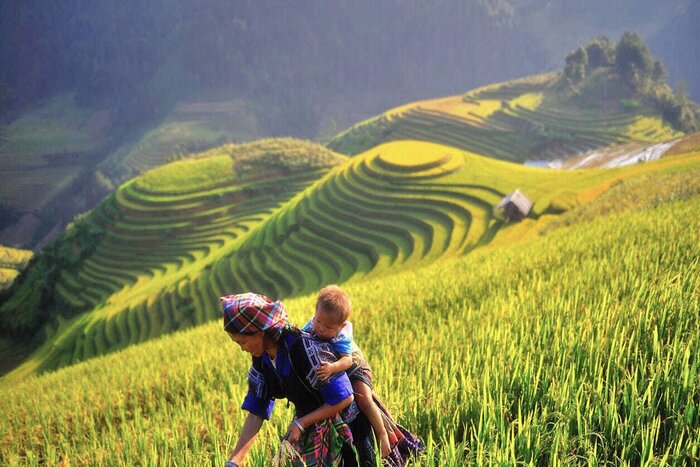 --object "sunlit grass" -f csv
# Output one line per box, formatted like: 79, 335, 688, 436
0, 246, 33, 270
388, 96, 503, 122
136, 154, 235, 194
0, 245, 33, 290
0, 268, 19, 289
510, 92, 543, 110
626, 115, 683, 142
